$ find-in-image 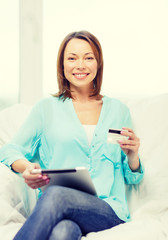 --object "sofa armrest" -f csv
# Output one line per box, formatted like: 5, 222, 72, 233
0, 163, 38, 224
